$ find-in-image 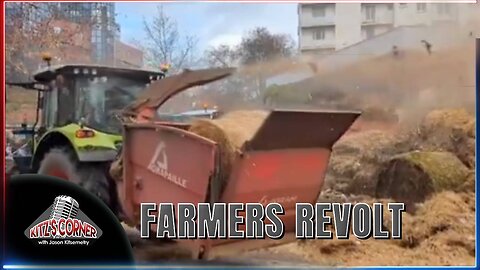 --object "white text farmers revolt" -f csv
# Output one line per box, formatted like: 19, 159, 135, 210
140, 203, 405, 239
